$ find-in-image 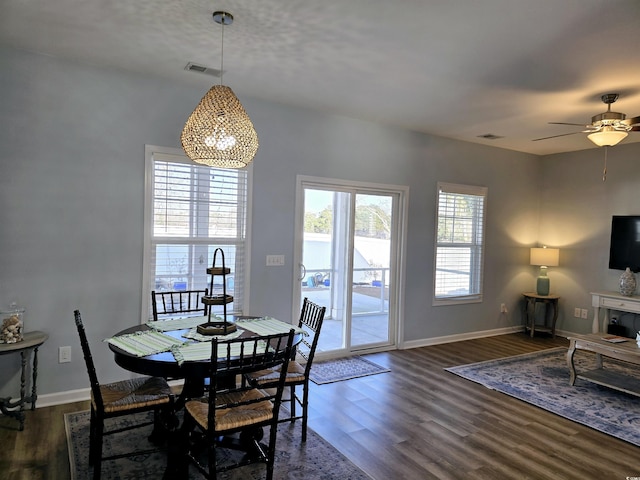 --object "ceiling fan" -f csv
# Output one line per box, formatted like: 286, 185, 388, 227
533, 93, 640, 147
